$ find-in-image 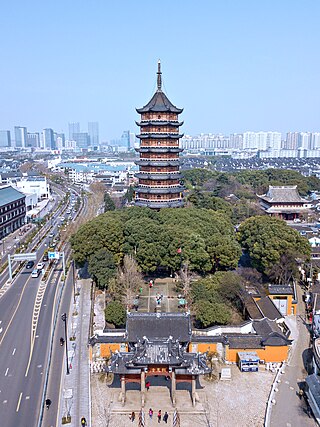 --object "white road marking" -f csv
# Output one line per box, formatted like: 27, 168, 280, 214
0, 328, 2, 334
25, 396, 30, 400
37, 364, 42, 368
12, 348, 16, 356
16, 392, 22, 412
4, 368, 9, 376
3, 400, 7, 404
